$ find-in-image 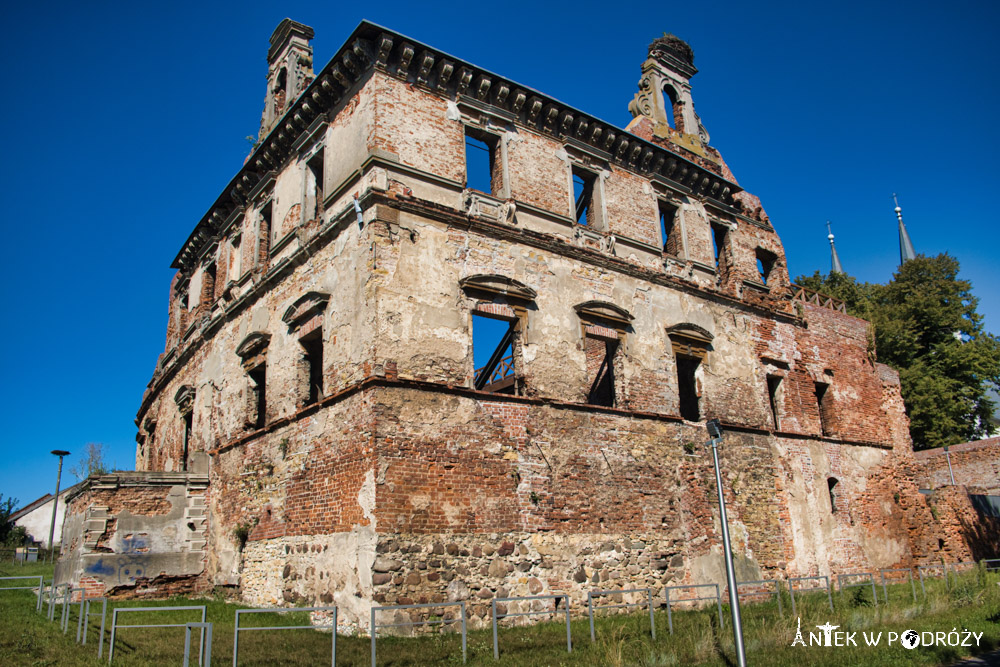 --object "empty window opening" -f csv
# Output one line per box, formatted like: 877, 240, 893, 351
472, 313, 516, 394
201, 263, 217, 309
182, 410, 193, 473
828, 477, 840, 513
301, 332, 324, 405
259, 202, 272, 262
307, 149, 325, 223
756, 248, 777, 285
677, 355, 701, 421
228, 235, 242, 282
766, 375, 782, 430
662, 86, 677, 129
248, 364, 267, 429
710, 223, 728, 270
659, 200, 680, 255
465, 129, 500, 195
573, 167, 596, 226
815, 381, 832, 436
585, 335, 618, 406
